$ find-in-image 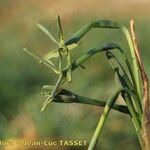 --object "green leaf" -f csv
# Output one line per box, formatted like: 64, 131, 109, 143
37, 23, 59, 45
